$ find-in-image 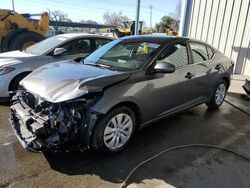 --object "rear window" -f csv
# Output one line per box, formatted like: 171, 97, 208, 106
190, 42, 208, 63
